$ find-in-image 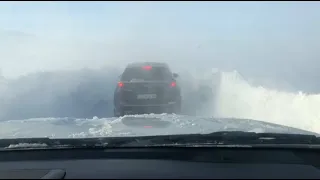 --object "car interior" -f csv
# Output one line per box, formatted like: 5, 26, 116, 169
1, 146, 320, 179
